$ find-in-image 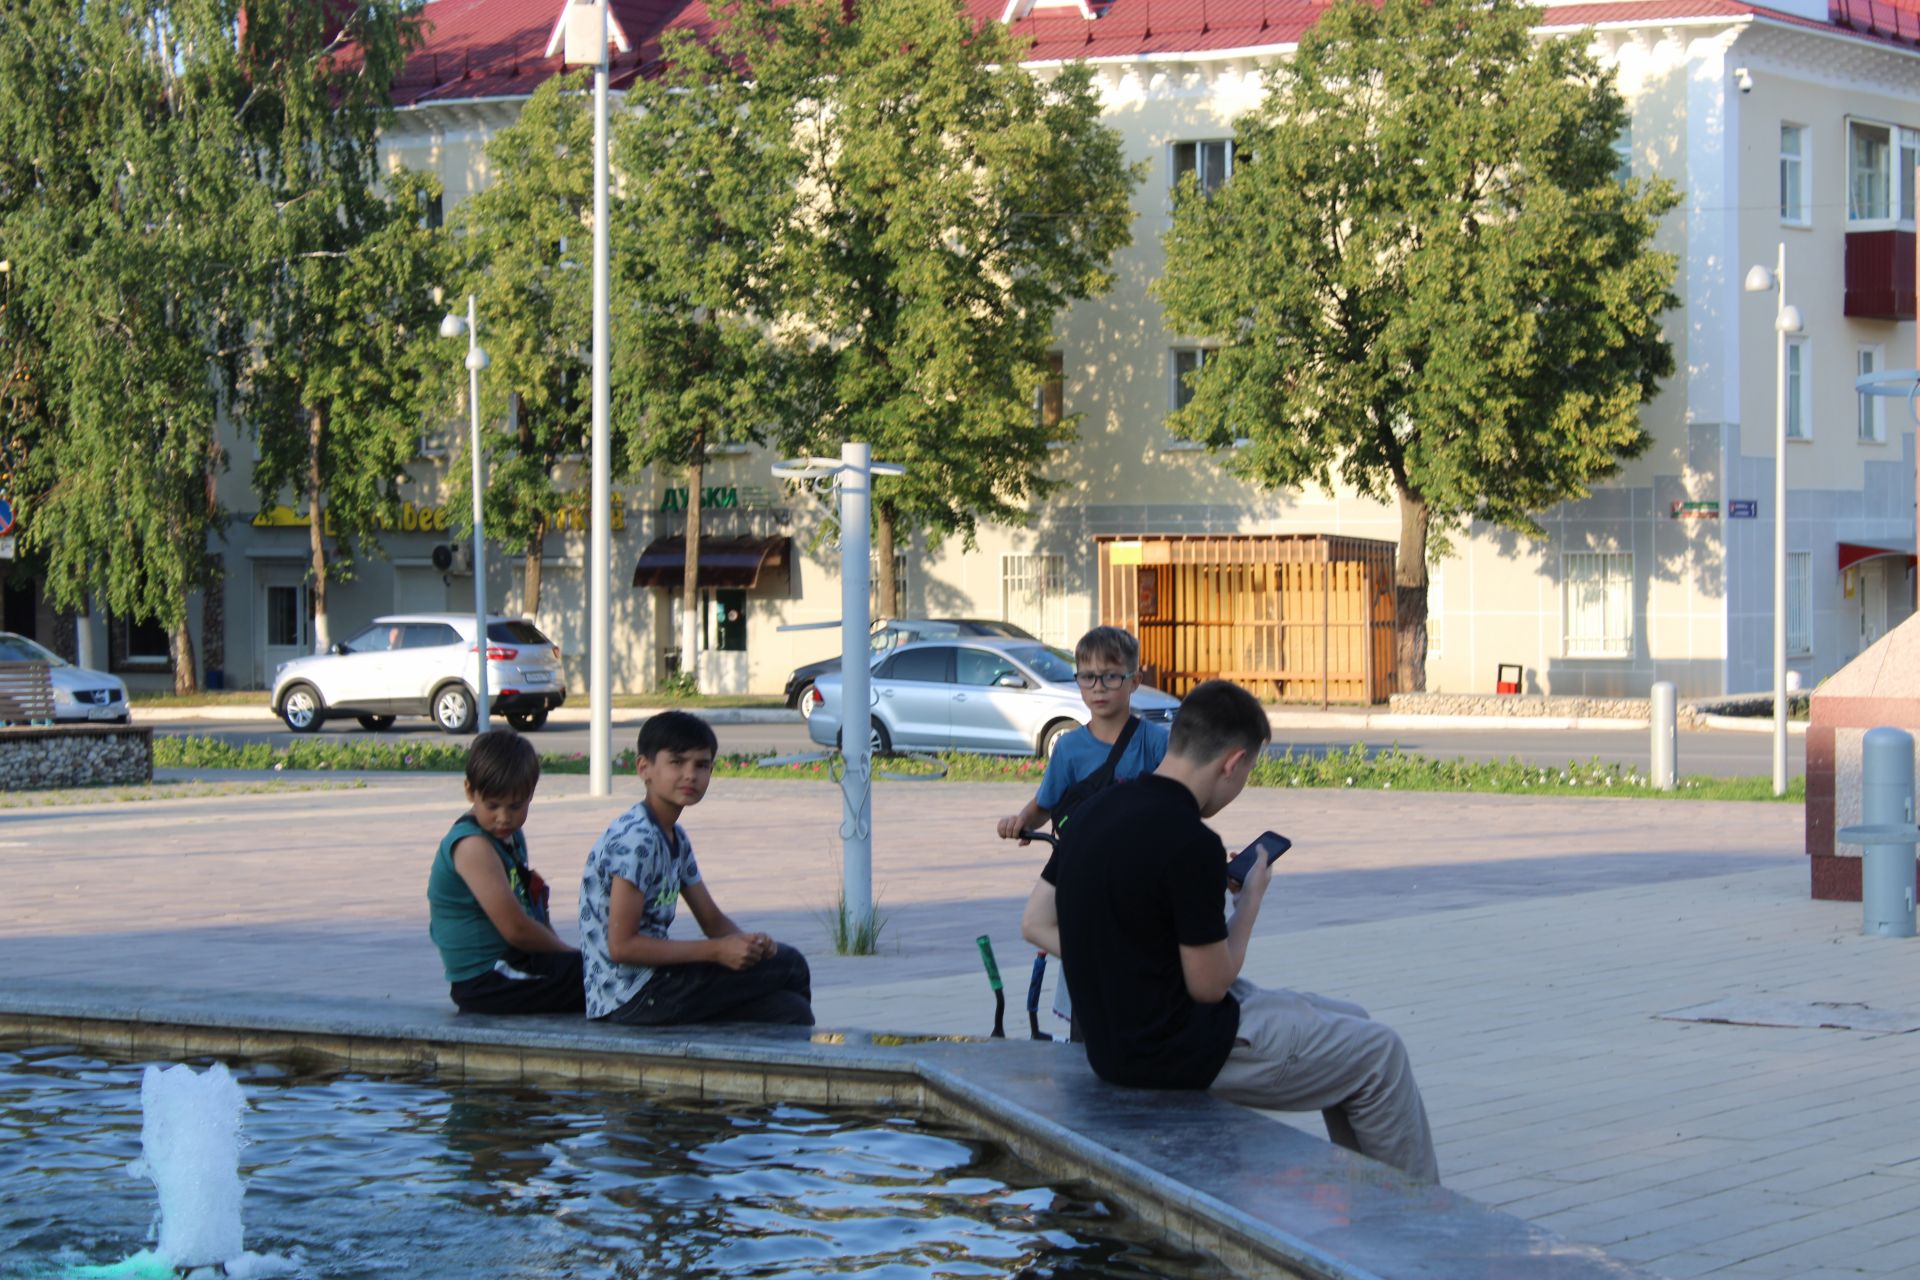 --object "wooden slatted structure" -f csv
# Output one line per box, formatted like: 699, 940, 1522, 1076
1096, 534, 1398, 705
0, 661, 55, 725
